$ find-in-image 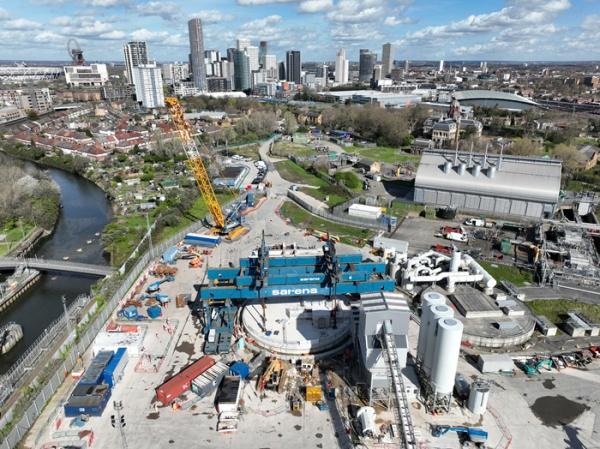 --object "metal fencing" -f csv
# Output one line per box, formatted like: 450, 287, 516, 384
287, 190, 388, 231
0, 219, 207, 448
